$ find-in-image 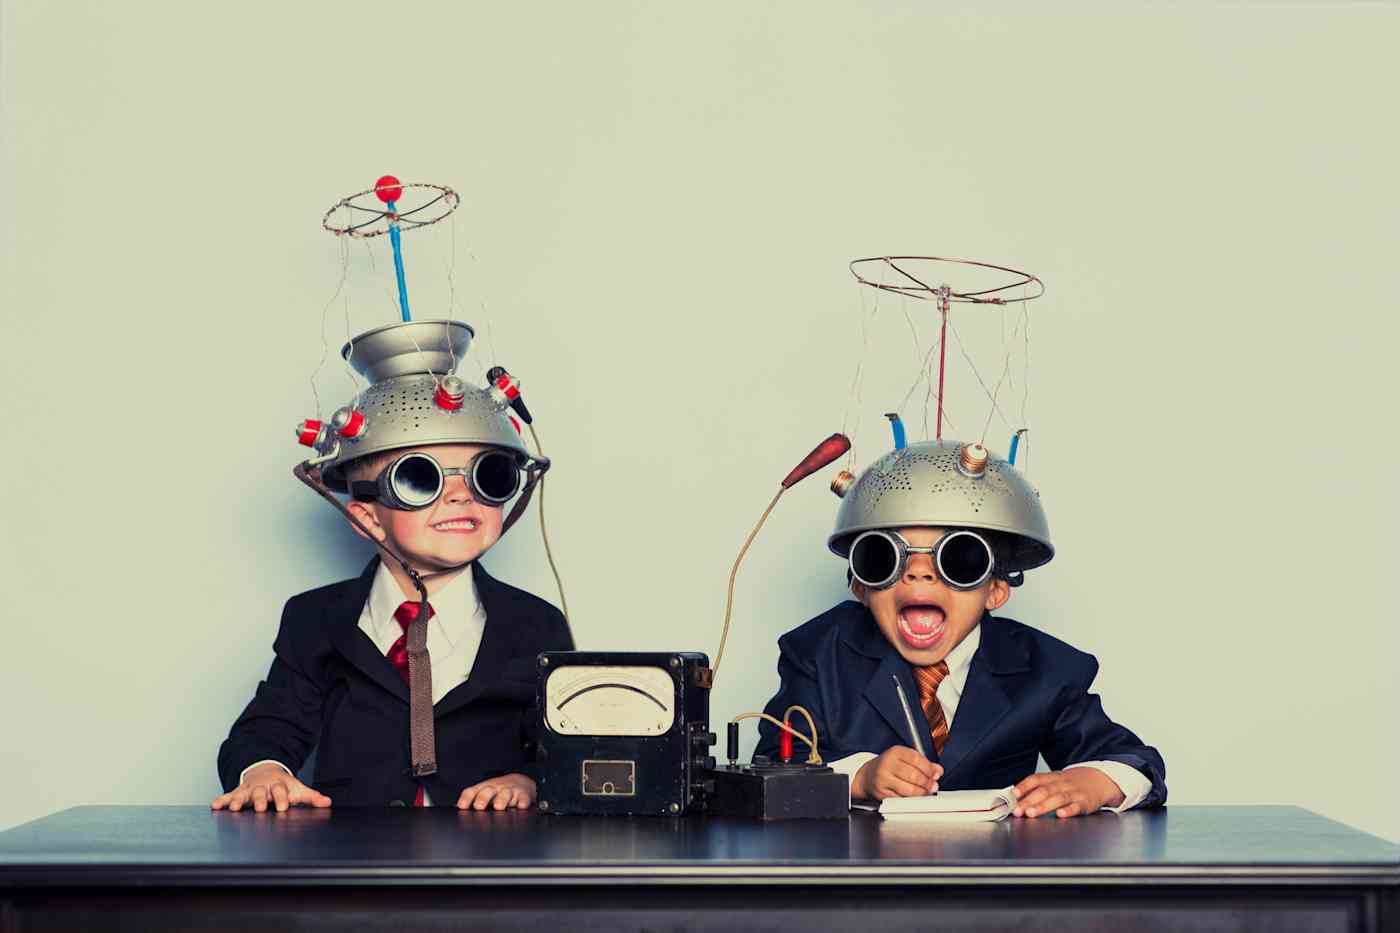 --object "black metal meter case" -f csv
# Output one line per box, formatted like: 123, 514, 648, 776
536, 651, 715, 815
